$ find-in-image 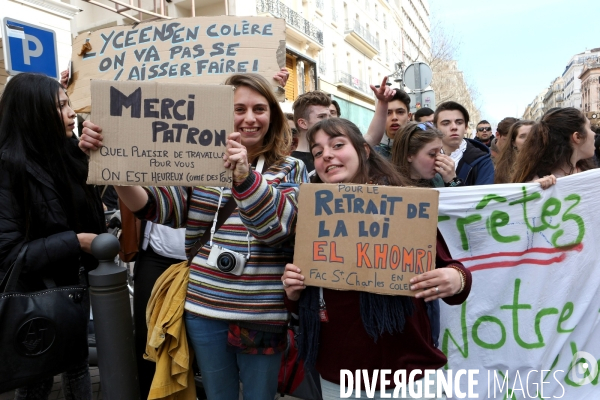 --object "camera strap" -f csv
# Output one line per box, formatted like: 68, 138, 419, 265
186, 195, 236, 266
186, 156, 266, 266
